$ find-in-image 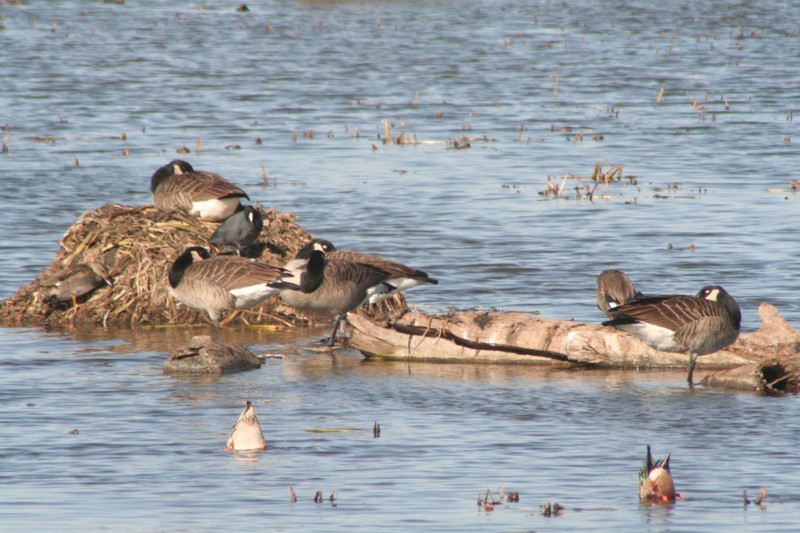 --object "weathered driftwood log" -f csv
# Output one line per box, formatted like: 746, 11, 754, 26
0, 203, 313, 328
163, 336, 262, 374
348, 303, 800, 392
699, 304, 800, 392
